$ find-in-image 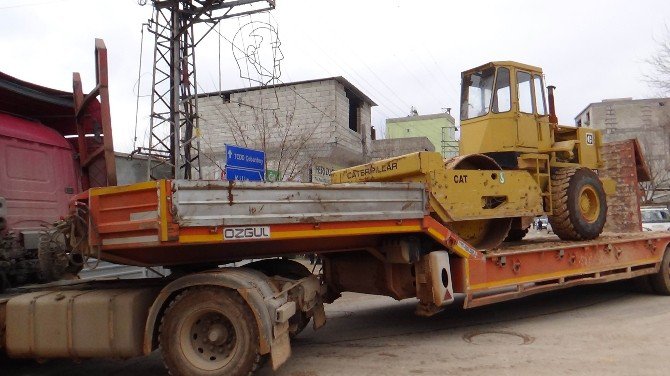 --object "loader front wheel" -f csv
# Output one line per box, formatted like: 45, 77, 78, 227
548, 168, 607, 241
159, 287, 261, 376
